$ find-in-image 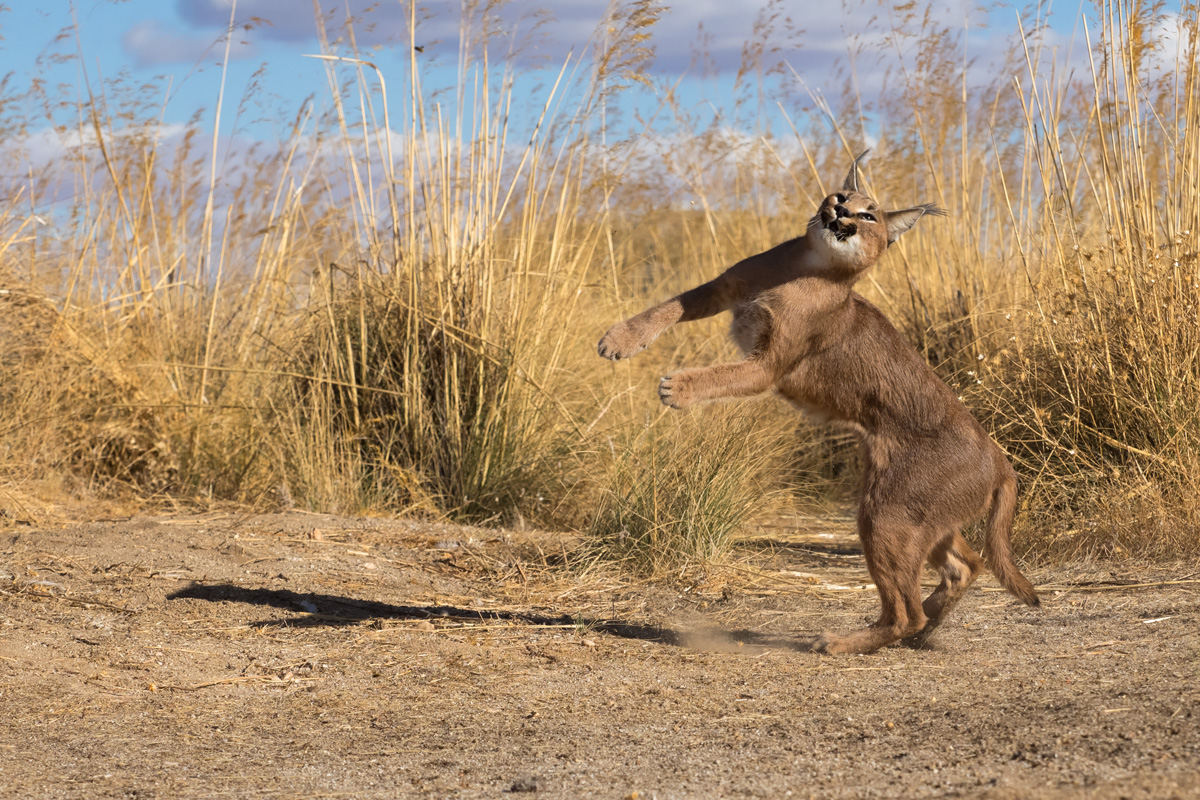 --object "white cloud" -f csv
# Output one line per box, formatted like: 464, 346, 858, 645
1147, 11, 1196, 78
122, 18, 257, 68
1, 122, 195, 211
172, 0, 843, 74
10, 122, 190, 170
166, 0, 1064, 108
177, 0, 415, 43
